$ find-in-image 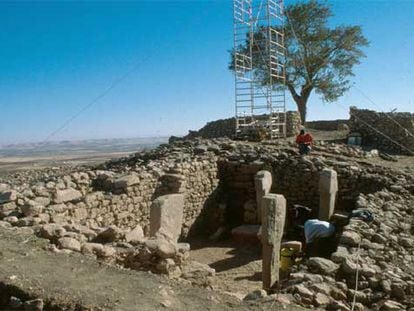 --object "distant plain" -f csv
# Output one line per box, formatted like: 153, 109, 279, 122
0, 137, 168, 173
